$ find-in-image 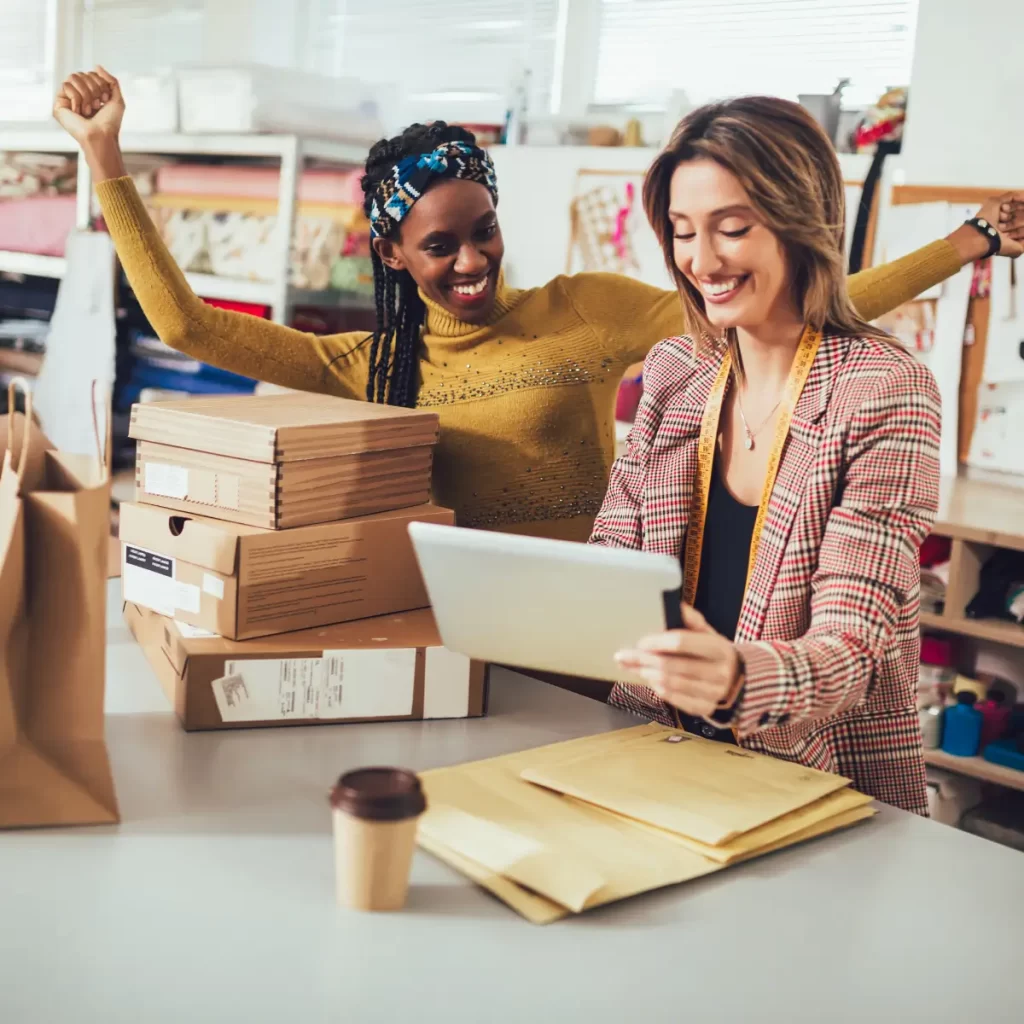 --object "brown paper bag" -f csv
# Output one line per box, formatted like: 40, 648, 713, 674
0, 380, 119, 828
